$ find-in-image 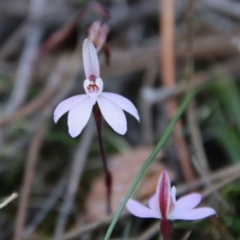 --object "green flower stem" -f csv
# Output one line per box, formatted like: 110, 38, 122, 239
104, 90, 198, 240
